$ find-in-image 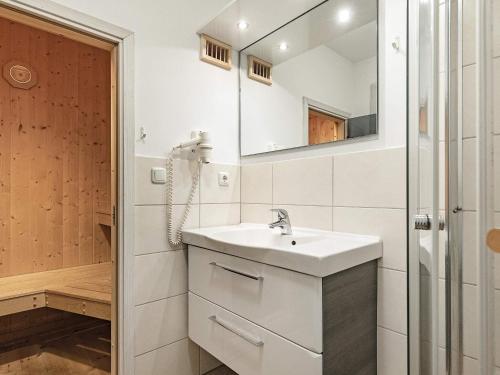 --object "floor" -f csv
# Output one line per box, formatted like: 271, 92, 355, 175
0, 324, 111, 374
